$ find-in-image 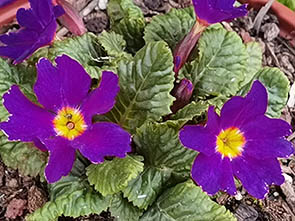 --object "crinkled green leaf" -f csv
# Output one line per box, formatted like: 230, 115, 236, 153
134, 122, 196, 172
27, 159, 110, 221
123, 122, 196, 209
27, 186, 110, 221
166, 101, 208, 128
0, 133, 47, 178
86, 155, 144, 196
108, 0, 145, 53
30, 33, 104, 78
144, 7, 195, 49
110, 193, 143, 221
0, 58, 36, 121
122, 167, 171, 210
278, 0, 295, 10
241, 42, 262, 87
181, 27, 247, 96
103, 41, 175, 134
140, 180, 236, 221
98, 31, 130, 58
257, 68, 289, 118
